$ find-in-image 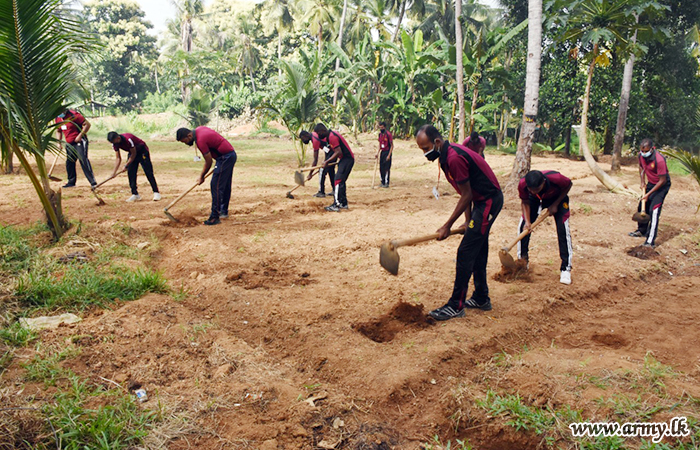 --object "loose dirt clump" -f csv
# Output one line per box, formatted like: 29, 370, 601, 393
492, 259, 531, 282
160, 215, 200, 228
627, 244, 659, 260
591, 332, 629, 349
353, 301, 434, 343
